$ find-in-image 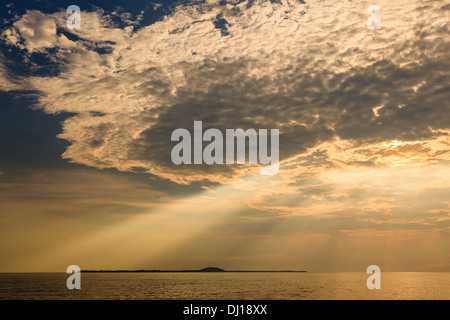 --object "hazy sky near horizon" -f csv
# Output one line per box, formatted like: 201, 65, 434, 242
0, 0, 449, 272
